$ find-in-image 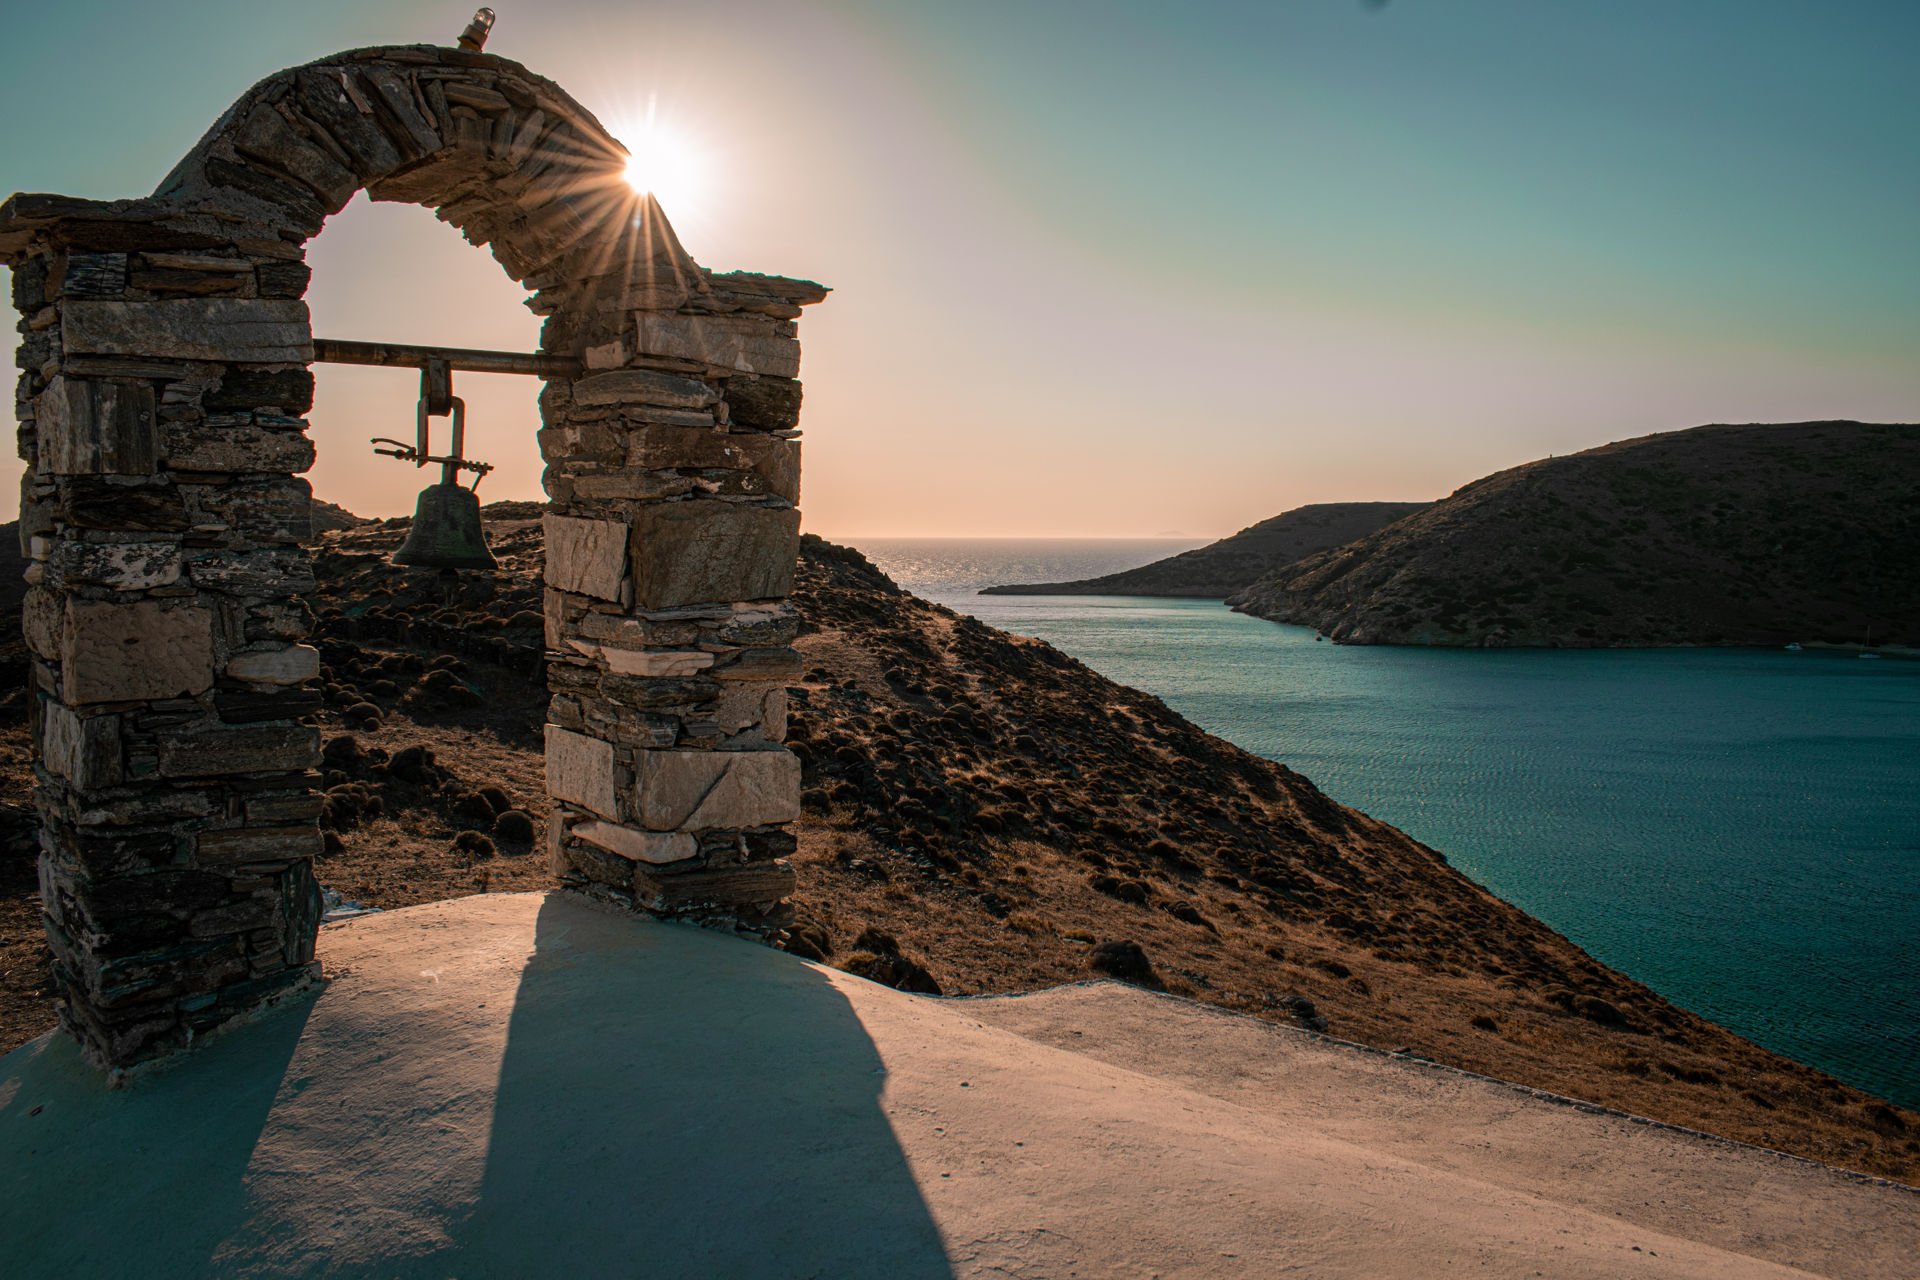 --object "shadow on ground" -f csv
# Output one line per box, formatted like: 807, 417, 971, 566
0, 894, 951, 1278
456, 897, 952, 1276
